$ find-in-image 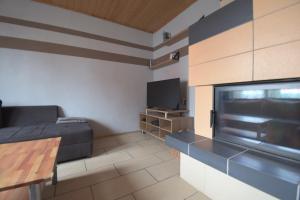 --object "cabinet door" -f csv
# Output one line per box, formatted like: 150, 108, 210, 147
189, 52, 253, 86
189, 22, 253, 67
253, 0, 300, 19
254, 3, 300, 49
195, 86, 213, 139
254, 41, 300, 80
